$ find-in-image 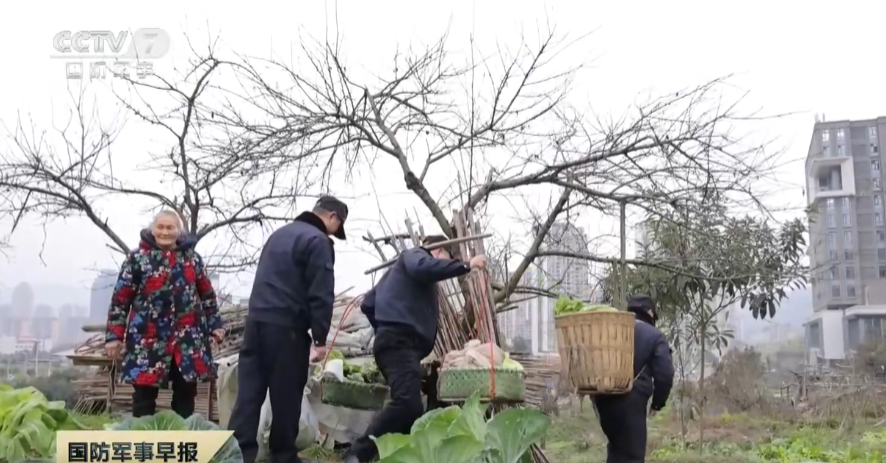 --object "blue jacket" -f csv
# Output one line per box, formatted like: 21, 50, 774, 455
361, 247, 470, 354
630, 313, 674, 410
248, 212, 336, 344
